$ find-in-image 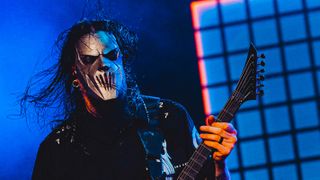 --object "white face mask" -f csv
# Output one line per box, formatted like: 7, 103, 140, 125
75, 31, 127, 101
